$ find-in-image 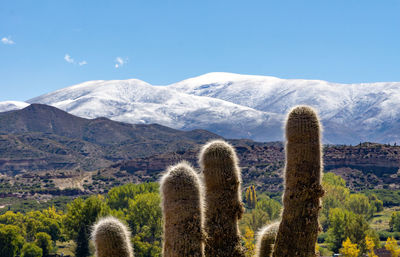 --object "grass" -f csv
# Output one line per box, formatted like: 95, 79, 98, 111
370, 206, 400, 231
56, 240, 76, 256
